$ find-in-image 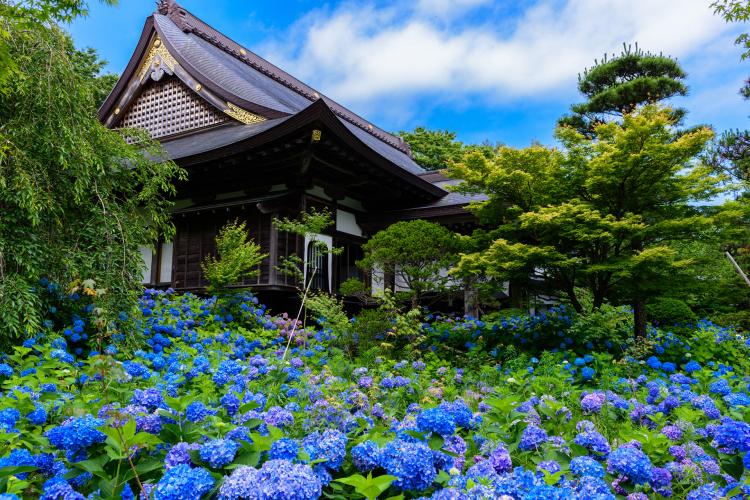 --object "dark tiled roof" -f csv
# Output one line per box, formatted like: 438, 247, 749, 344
337, 118, 423, 176
154, 15, 309, 115
160, 119, 290, 161
154, 2, 413, 156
